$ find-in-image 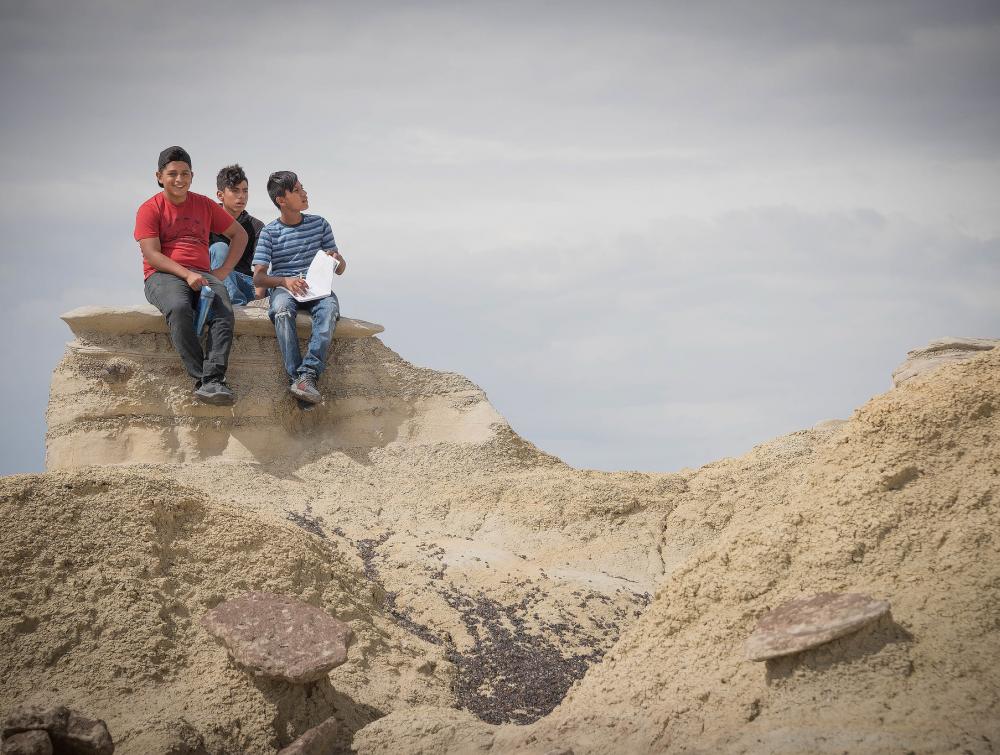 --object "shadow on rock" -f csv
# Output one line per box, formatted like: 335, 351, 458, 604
252, 676, 385, 753
764, 613, 914, 684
